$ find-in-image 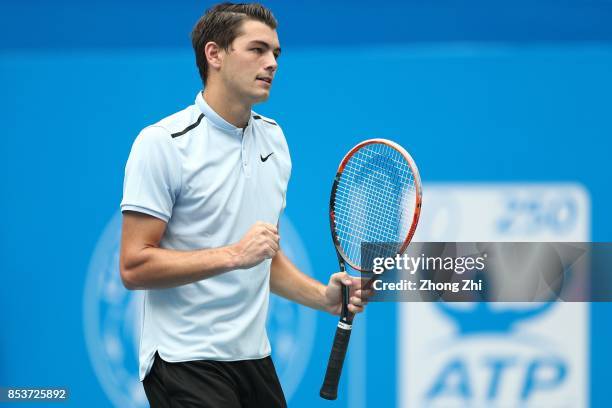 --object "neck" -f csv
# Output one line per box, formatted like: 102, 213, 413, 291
203, 84, 252, 128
